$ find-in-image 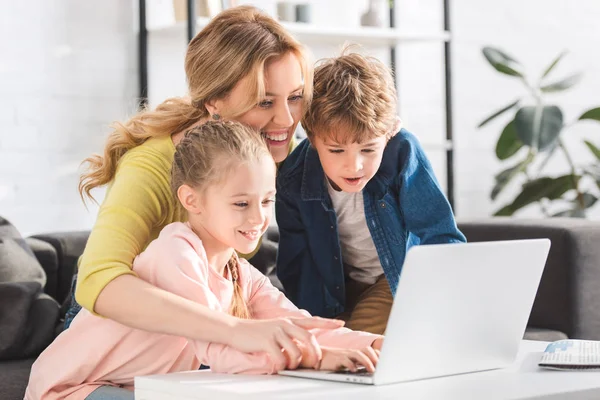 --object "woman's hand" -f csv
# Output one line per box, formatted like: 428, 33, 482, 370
228, 317, 344, 371
318, 346, 380, 373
